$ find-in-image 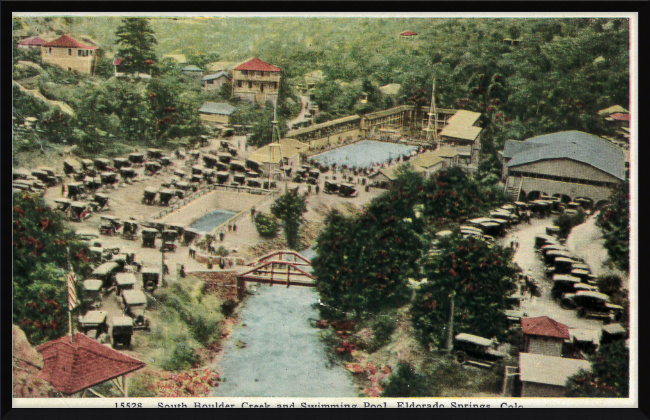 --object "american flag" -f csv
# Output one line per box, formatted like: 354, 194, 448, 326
67, 270, 78, 310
